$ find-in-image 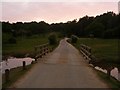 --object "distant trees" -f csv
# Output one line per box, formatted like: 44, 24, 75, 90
2, 11, 120, 39
2, 21, 50, 37
85, 22, 105, 37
